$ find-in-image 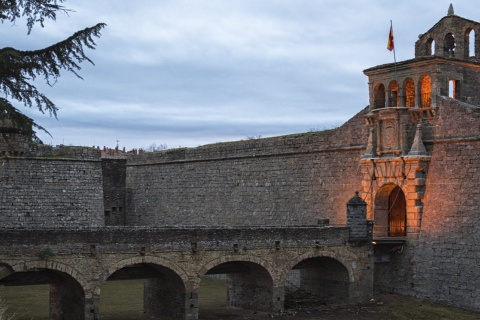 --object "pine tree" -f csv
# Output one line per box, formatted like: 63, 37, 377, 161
0, 0, 106, 142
